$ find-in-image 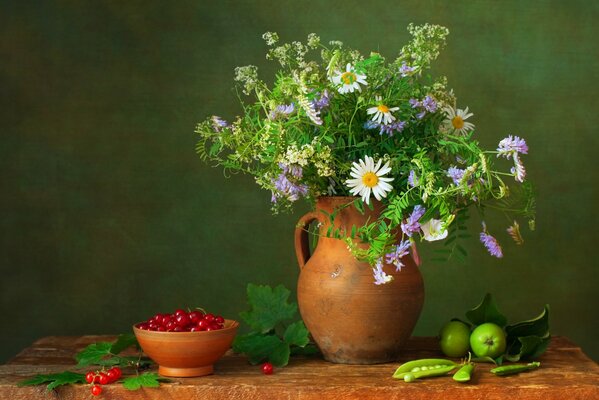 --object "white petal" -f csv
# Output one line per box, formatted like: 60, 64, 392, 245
346, 63, 351, 72
378, 176, 394, 182
372, 186, 382, 200
367, 107, 378, 115
378, 181, 393, 192
373, 158, 382, 172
